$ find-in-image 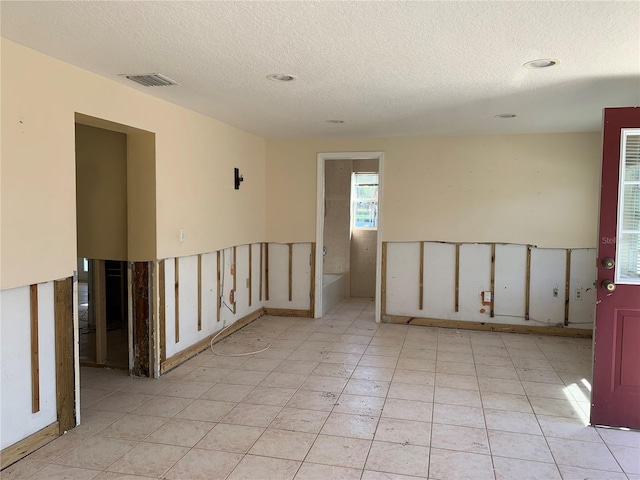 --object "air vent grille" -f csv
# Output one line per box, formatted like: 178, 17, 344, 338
122, 73, 180, 87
